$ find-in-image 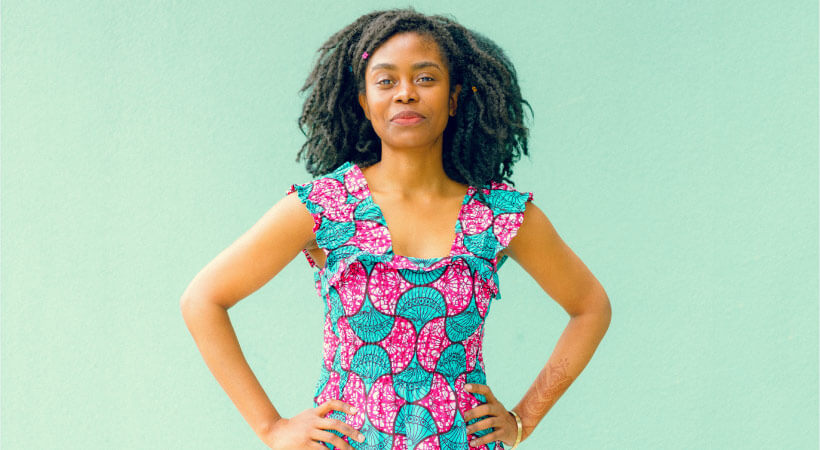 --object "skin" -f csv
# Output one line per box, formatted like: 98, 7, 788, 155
354, 32, 469, 261
180, 30, 611, 449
